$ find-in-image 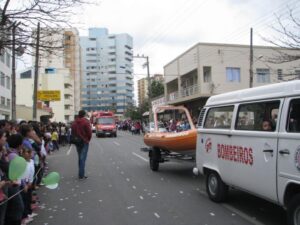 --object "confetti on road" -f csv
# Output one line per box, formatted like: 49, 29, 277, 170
127, 206, 134, 209
179, 191, 184, 194
139, 196, 144, 200
133, 211, 138, 214
49, 216, 53, 219
78, 201, 82, 204
99, 200, 103, 202
132, 186, 136, 189
126, 178, 130, 182
79, 212, 83, 215
154, 213, 160, 218
232, 213, 236, 216
210, 213, 215, 216
79, 216, 83, 219
62, 208, 66, 211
